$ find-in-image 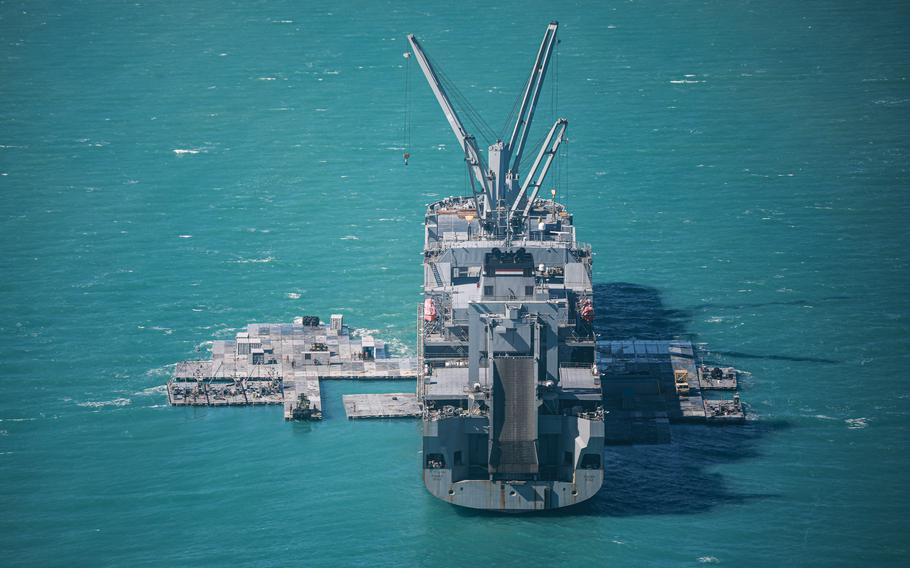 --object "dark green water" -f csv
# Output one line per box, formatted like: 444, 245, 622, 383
2, 1, 908, 566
